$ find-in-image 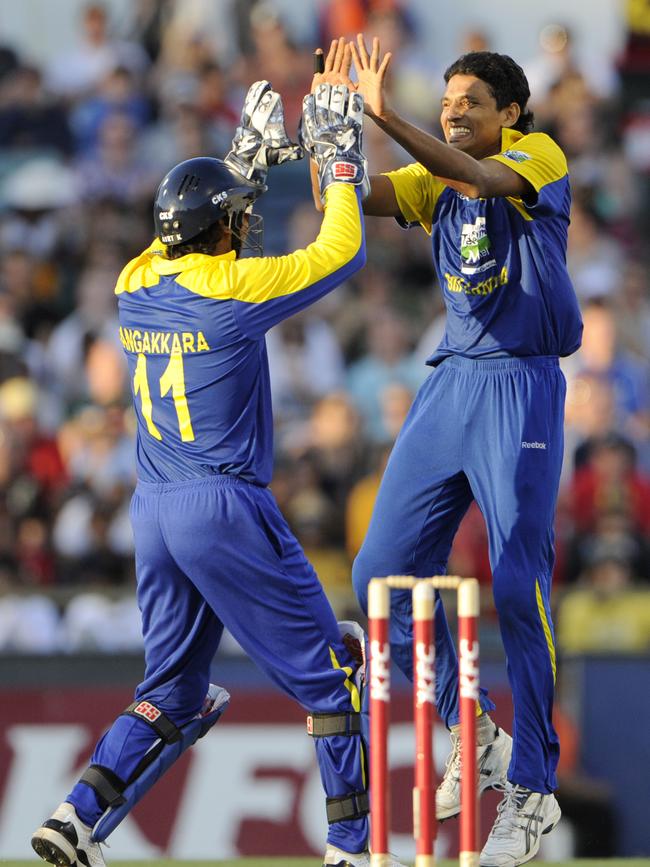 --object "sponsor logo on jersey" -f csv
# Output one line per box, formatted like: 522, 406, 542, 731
445, 266, 509, 296
460, 216, 496, 275
502, 149, 532, 163
521, 441, 547, 449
